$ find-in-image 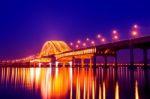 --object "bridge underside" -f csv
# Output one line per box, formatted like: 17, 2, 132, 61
57, 54, 94, 62
30, 36, 150, 67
